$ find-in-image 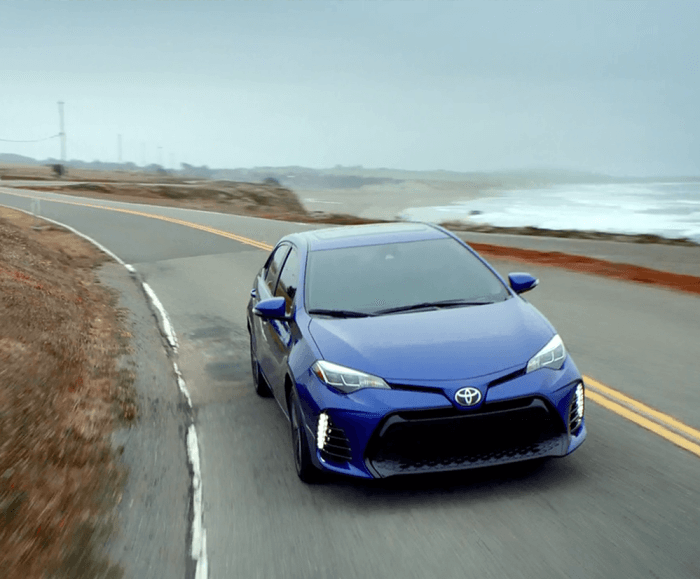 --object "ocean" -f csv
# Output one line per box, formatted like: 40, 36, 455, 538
398, 181, 700, 243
